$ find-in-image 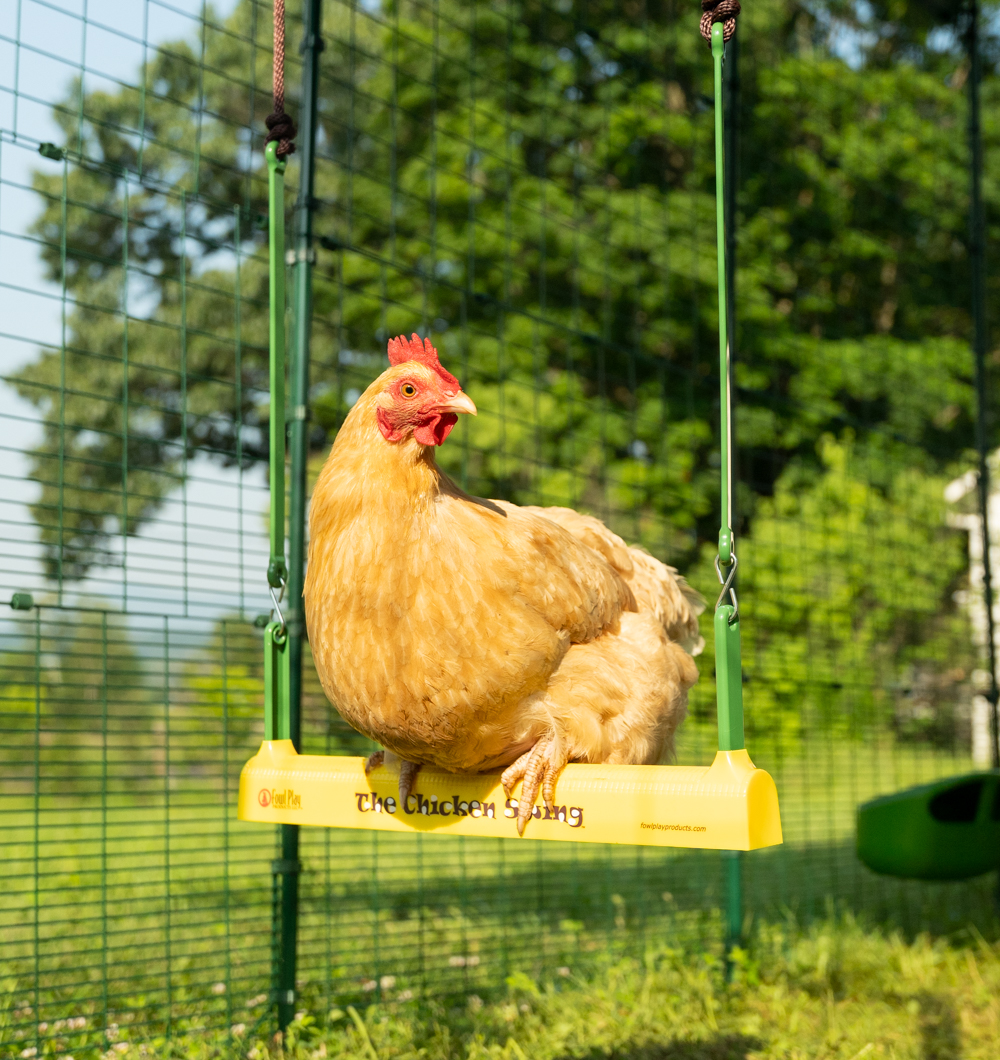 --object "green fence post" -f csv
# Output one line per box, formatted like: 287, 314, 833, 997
277, 0, 324, 1034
